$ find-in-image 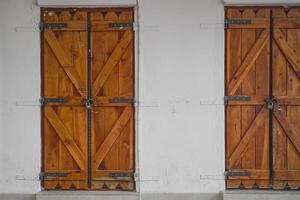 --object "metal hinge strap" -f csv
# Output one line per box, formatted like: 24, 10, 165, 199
224, 171, 250, 179
225, 19, 252, 29
224, 95, 251, 103
109, 98, 135, 104
39, 172, 69, 180
40, 97, 68, 105
109, 172, 135, 179
109, 22, 133, 28
39, 22, 68, 31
